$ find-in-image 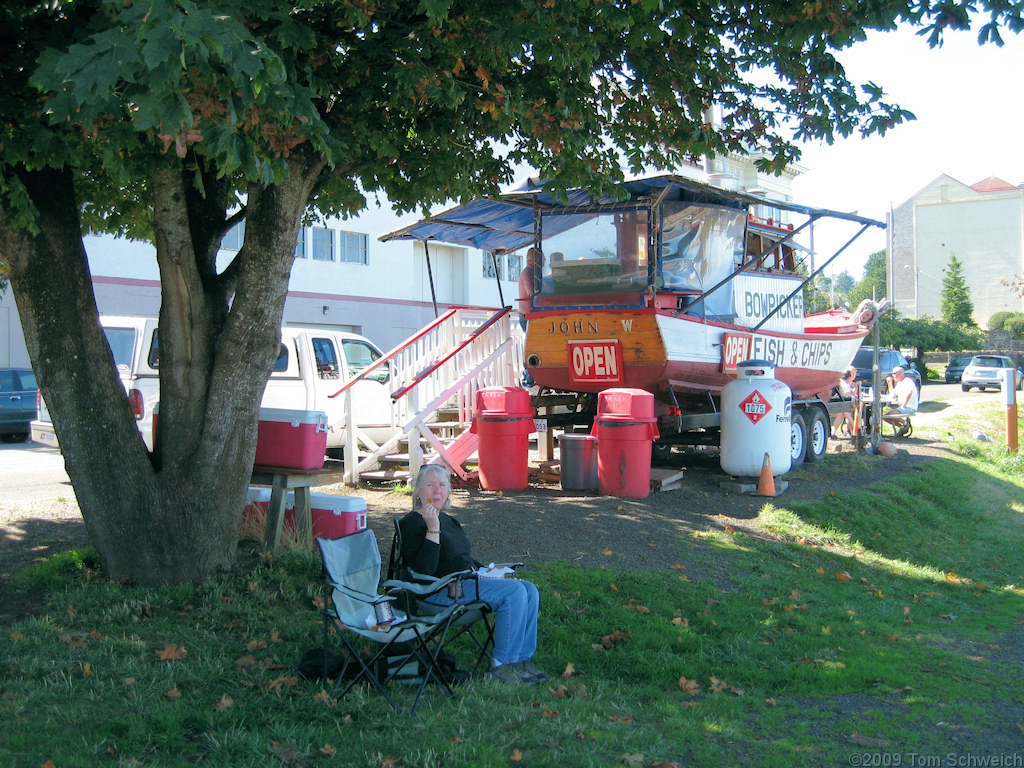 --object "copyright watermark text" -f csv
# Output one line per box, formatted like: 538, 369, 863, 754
849, 754, 1024, 768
